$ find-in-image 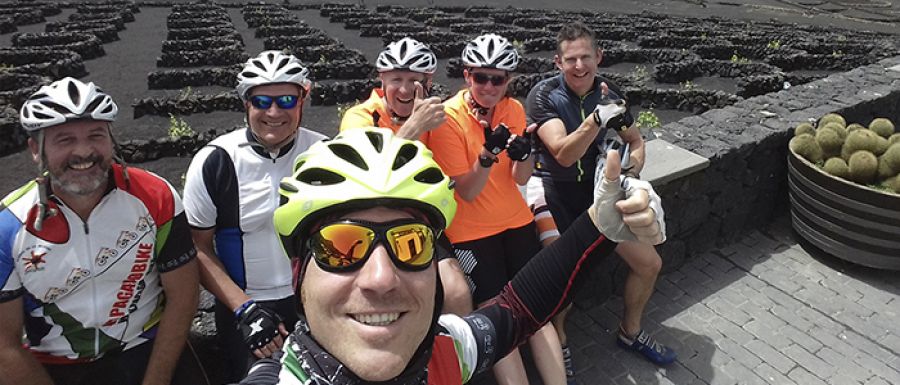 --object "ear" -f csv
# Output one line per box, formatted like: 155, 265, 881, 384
554, 54, 562, 71
28, 136, 40, 163
596, 48, 603, 63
